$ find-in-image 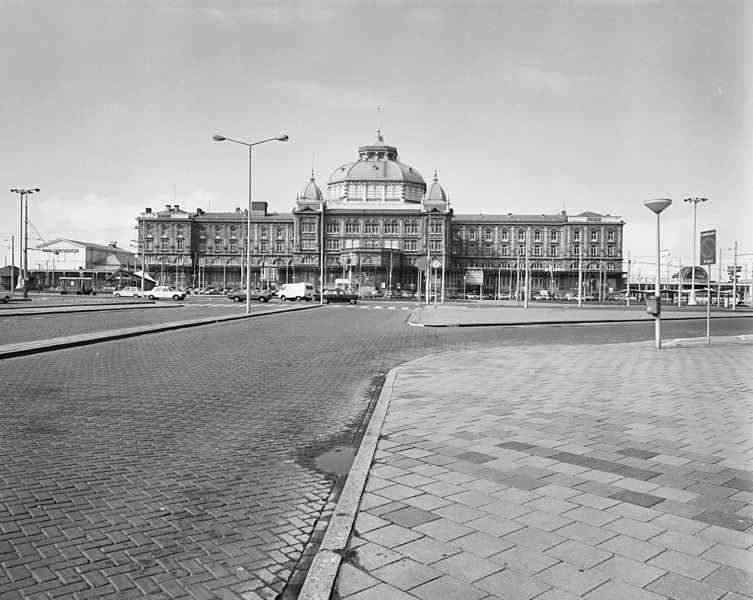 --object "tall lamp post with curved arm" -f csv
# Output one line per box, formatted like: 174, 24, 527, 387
10, 188, 40, 299
212, 134, 289, 315
683, 197, 707, 305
